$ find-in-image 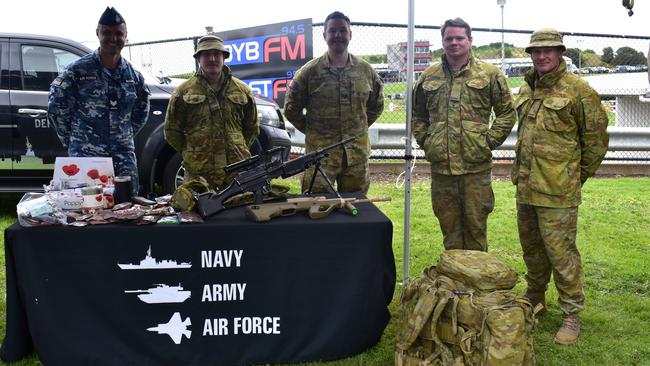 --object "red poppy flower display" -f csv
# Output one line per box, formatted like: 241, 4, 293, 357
87, 169, 100, 180
62, 164, 80, 176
